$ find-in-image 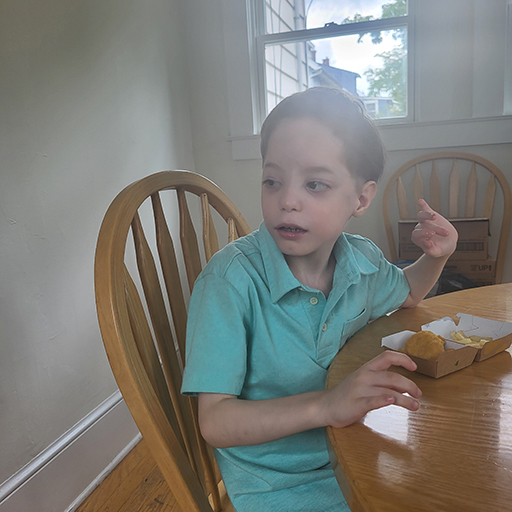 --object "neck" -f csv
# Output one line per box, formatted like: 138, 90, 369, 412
286, 251, 336, 297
